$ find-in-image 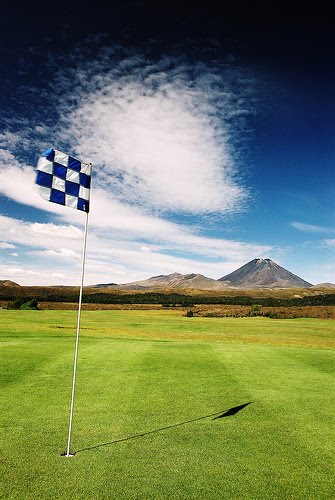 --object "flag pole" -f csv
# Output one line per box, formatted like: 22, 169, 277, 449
65, 209, 89, 457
